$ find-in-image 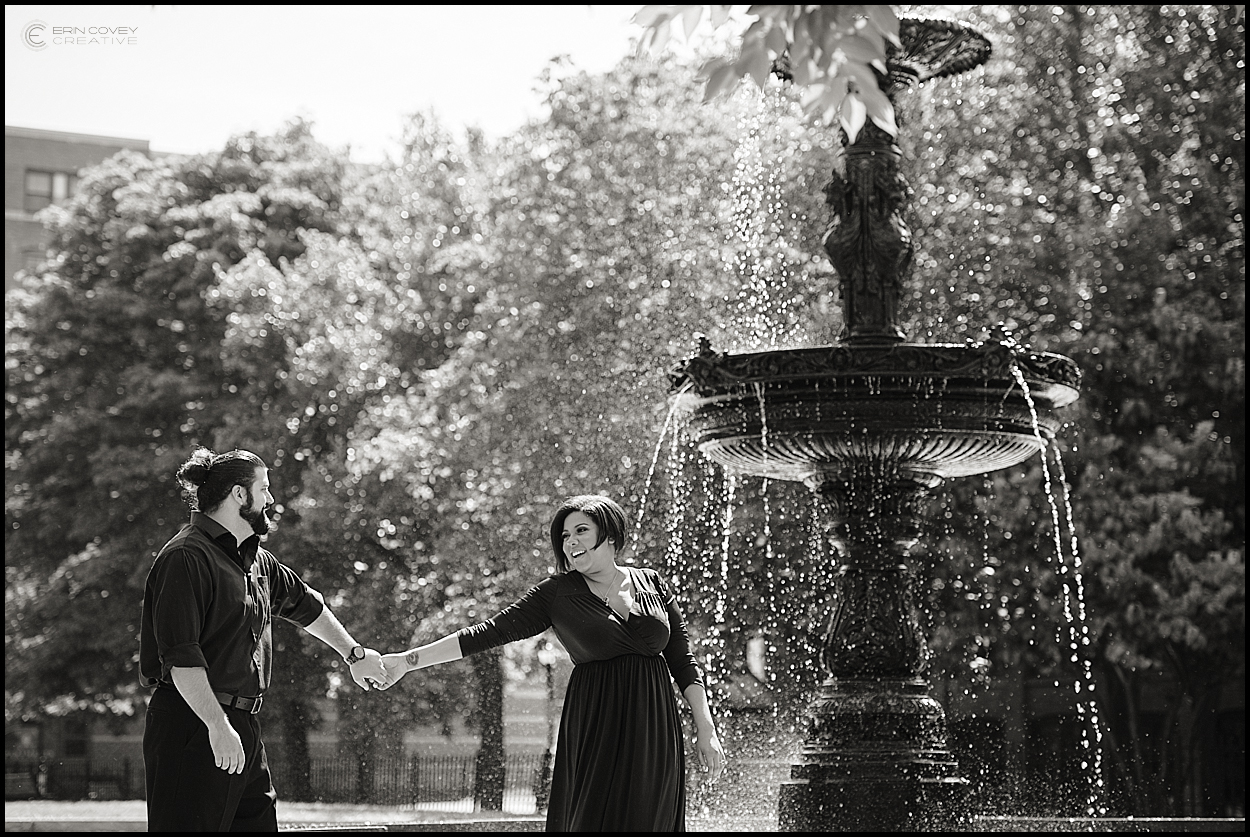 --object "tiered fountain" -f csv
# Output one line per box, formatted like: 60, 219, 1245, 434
669, 19, 1081, 832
